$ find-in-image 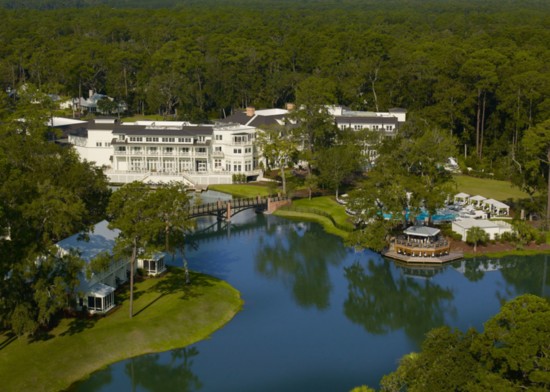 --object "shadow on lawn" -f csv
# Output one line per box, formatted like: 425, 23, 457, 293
133, 268, 215, 318
61, 316, 100, 337
0, 332, 16, 350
